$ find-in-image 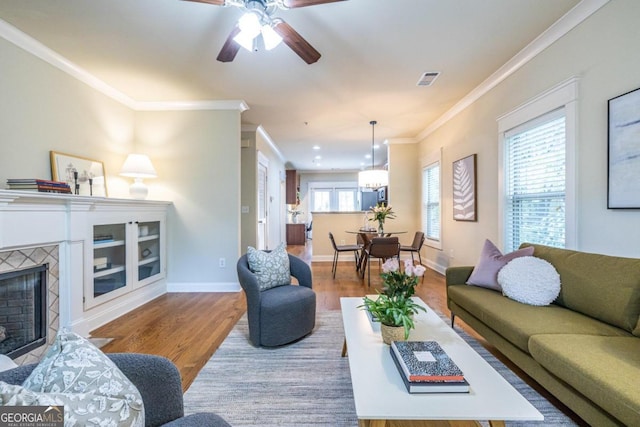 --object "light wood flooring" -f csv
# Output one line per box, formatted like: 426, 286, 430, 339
91, 243, 586, 426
